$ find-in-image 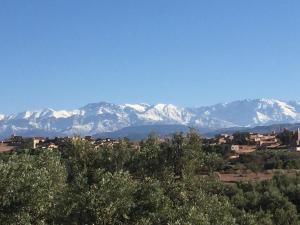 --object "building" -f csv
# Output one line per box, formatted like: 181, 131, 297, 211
296, 128, 300, 146
8, 135, 23, 145
215, 134, 233, 145
291, 146, 300, 152
32, 137, 45, 149
47, 143, 59, 150
231, 145, 256, 154
248, 133, 279, 148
